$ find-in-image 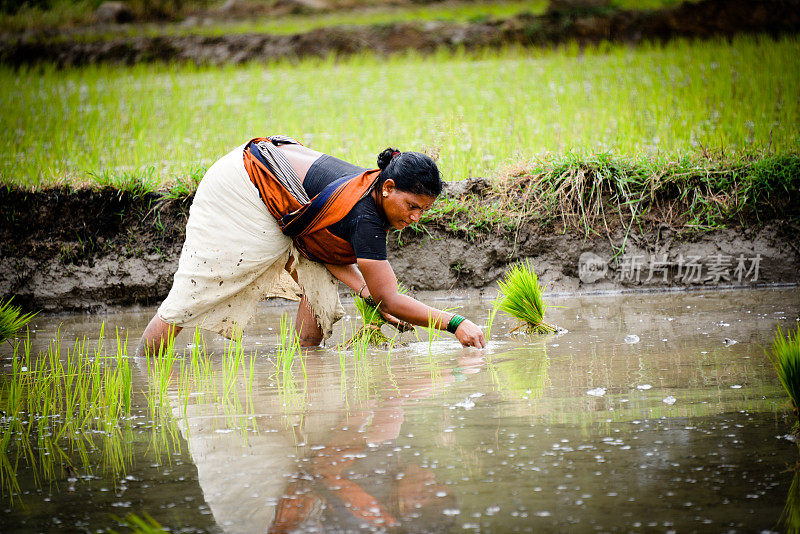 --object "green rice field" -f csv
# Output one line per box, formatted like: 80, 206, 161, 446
1, 34, 798, 188
0, 0, 686, 36
45, 0, 549, 40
